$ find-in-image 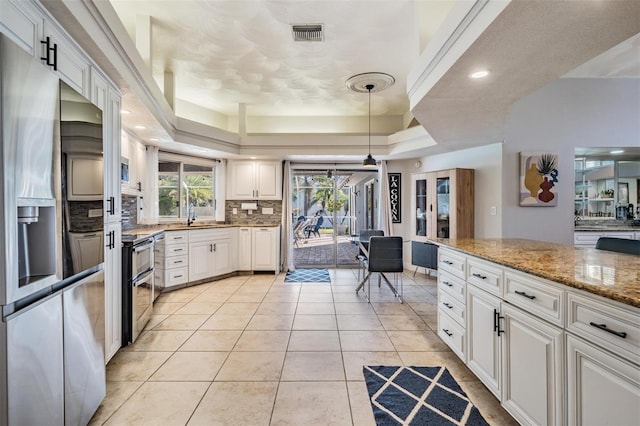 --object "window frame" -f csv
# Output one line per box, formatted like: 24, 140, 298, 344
158, 152, 217, 222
